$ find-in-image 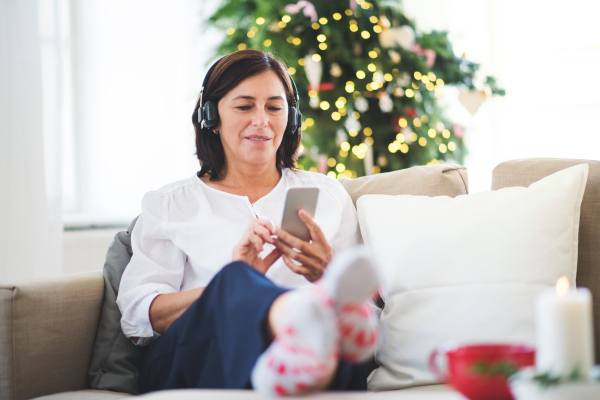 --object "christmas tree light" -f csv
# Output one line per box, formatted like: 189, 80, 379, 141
206, 0, 504, 176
